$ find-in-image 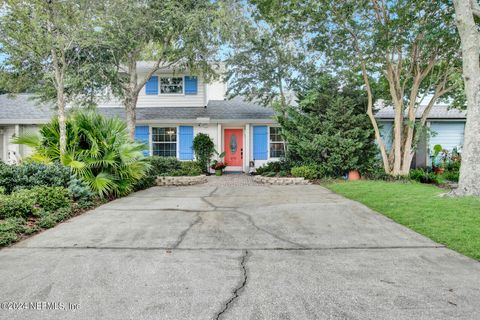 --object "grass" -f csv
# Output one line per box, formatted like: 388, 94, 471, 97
324, 180, 480, 260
